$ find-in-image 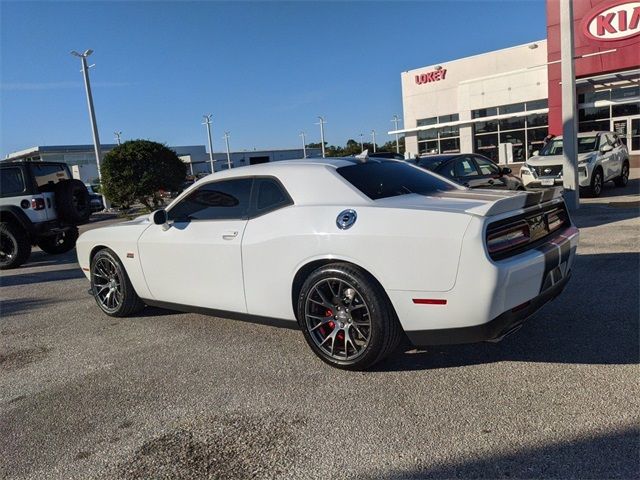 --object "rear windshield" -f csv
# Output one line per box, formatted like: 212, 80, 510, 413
337, 160, 456, 200
30, 163, 70, 192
